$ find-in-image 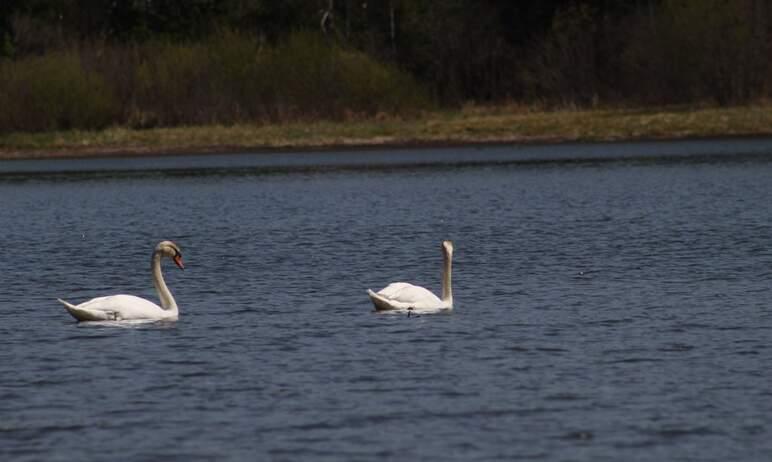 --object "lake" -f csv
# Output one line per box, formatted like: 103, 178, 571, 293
1, 140, 771, 461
